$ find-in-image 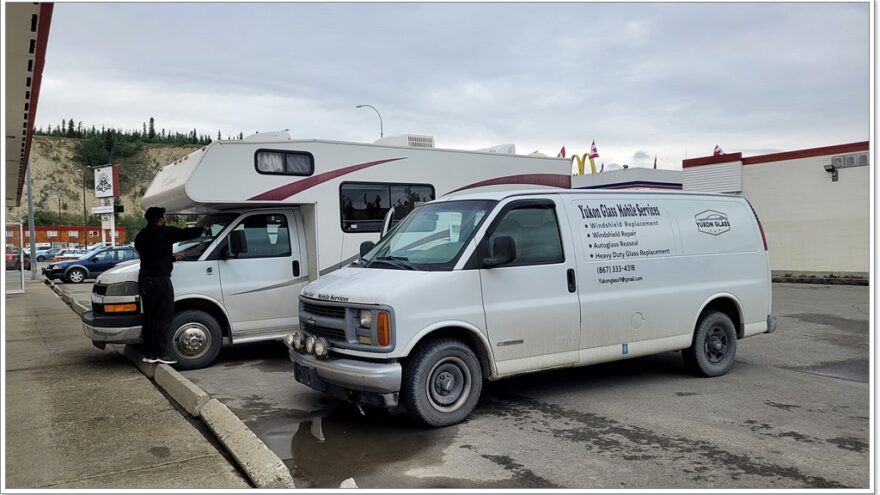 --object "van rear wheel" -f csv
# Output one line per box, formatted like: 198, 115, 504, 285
401, 338, 482, 427
168, 310, 223, 370
683, 310, 737, 377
